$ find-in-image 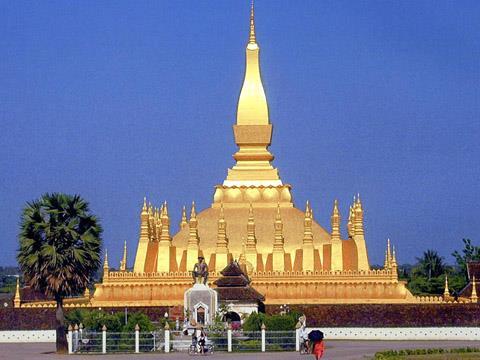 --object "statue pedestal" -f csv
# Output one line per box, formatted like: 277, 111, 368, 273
184, 283, 218, 325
